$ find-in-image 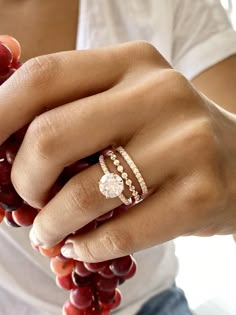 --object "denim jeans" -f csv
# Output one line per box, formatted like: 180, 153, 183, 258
135, 286, 193, 315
